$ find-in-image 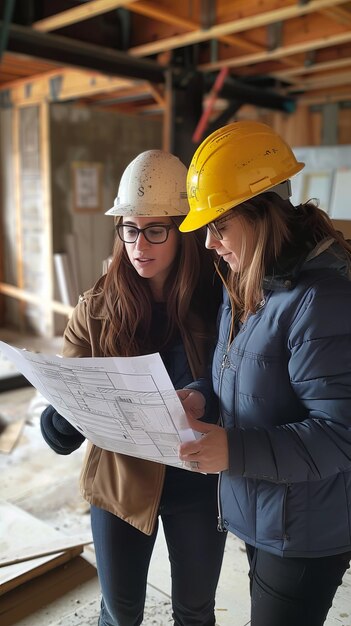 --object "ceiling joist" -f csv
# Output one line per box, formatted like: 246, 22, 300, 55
129, 1, 266, 55
1, 67, 140, 105
128, 0, 351, 57
272, 56, 351, 80
33, 0, 138, 32
200, 30, 351, 72
320, 5, 351, 25
1, 0, 351, 114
